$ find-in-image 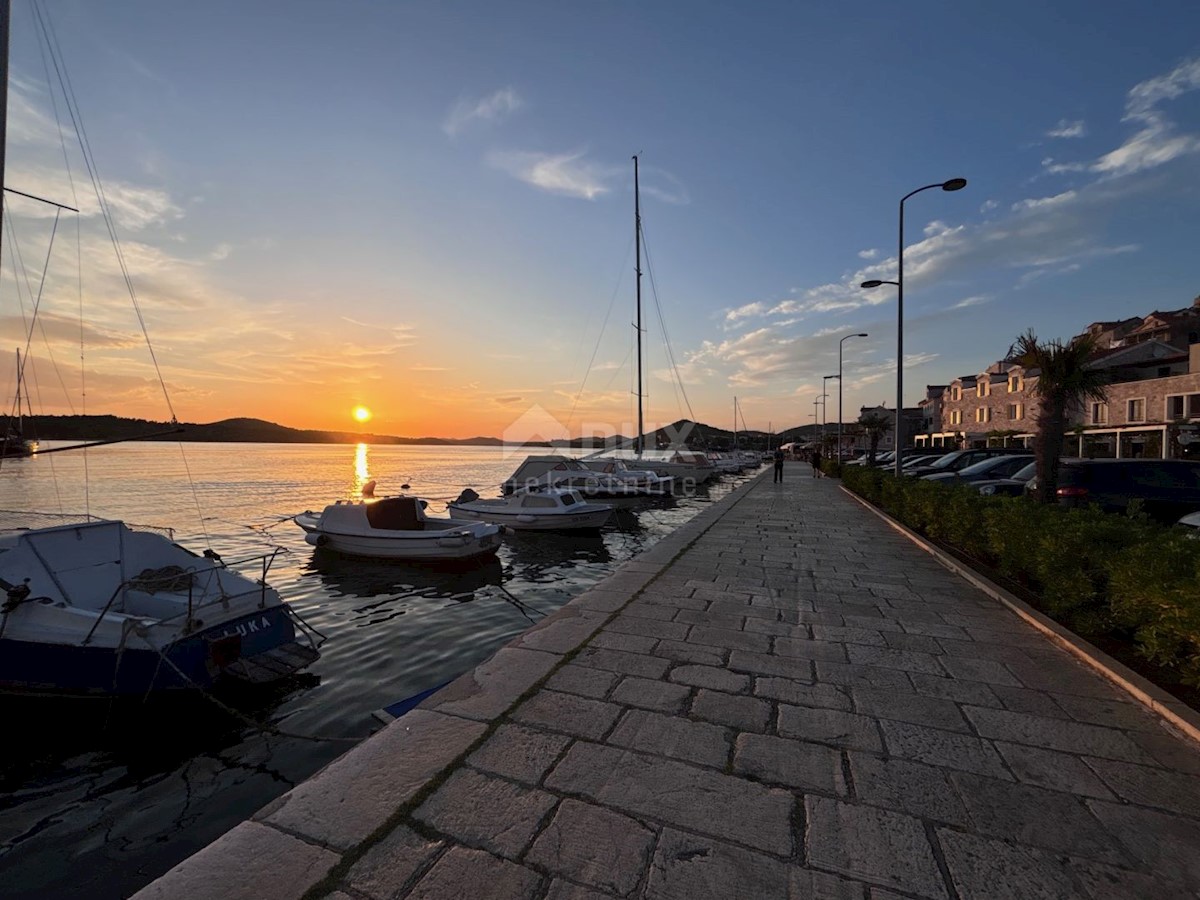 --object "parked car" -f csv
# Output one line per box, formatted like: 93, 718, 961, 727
903, 447, 1028, 478
922, 452, 1034, 485
1178, 510, 1200, 535
902, 454, 947, 469
975, 461, 1037, 496
1027, 459, 1200, 524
